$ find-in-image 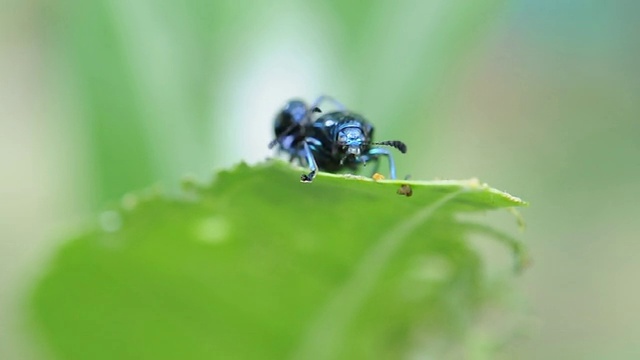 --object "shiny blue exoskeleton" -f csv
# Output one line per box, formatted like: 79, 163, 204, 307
269, 96, 407, 182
